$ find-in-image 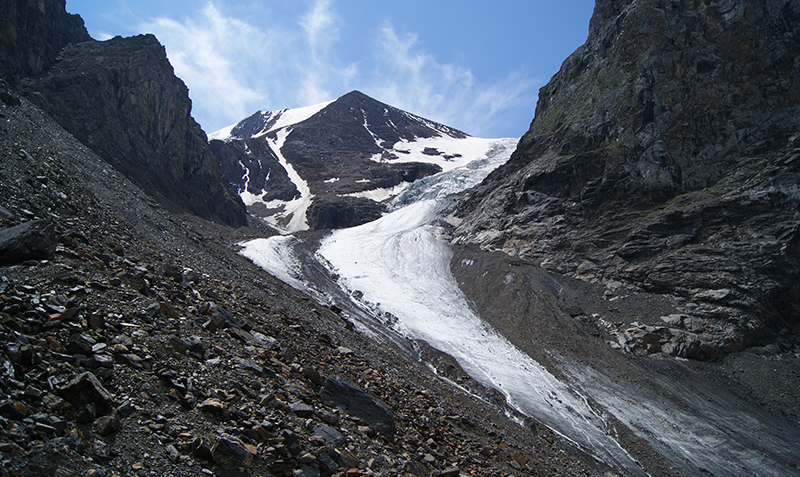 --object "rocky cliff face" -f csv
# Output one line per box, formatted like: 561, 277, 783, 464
0, 0, 91, 85
455, 0, 800, 359
21, 34, 247, 227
